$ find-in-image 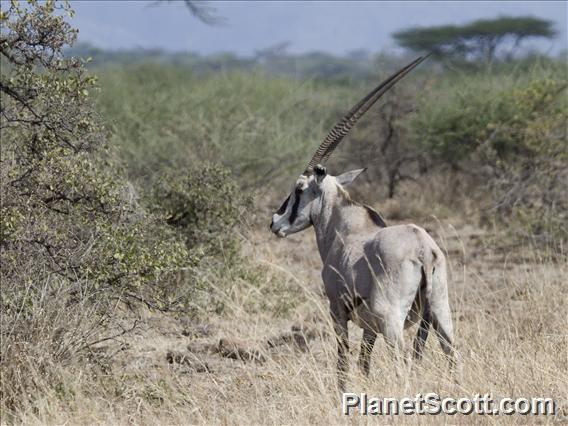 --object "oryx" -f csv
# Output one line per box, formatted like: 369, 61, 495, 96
270, 56, 459, 392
